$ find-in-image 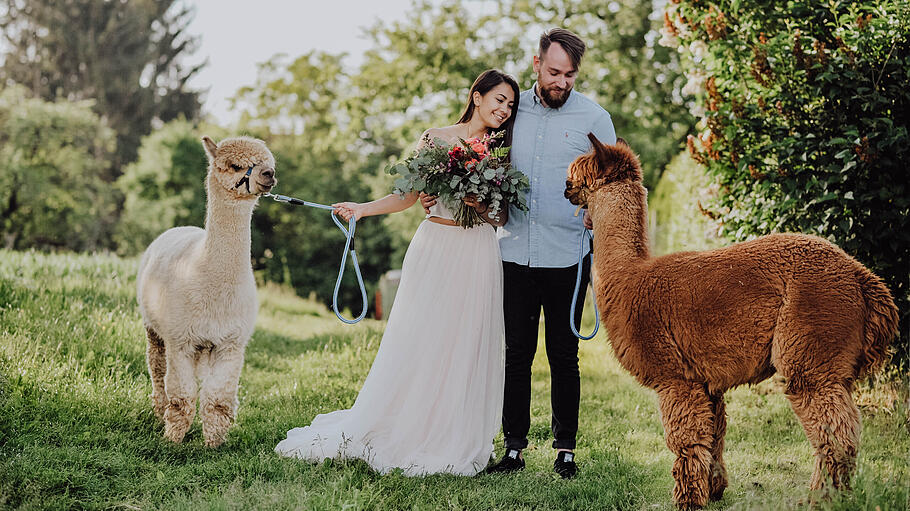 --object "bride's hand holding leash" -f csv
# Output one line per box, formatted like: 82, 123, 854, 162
262, 192, 368, 324
332, 202, 364, 222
